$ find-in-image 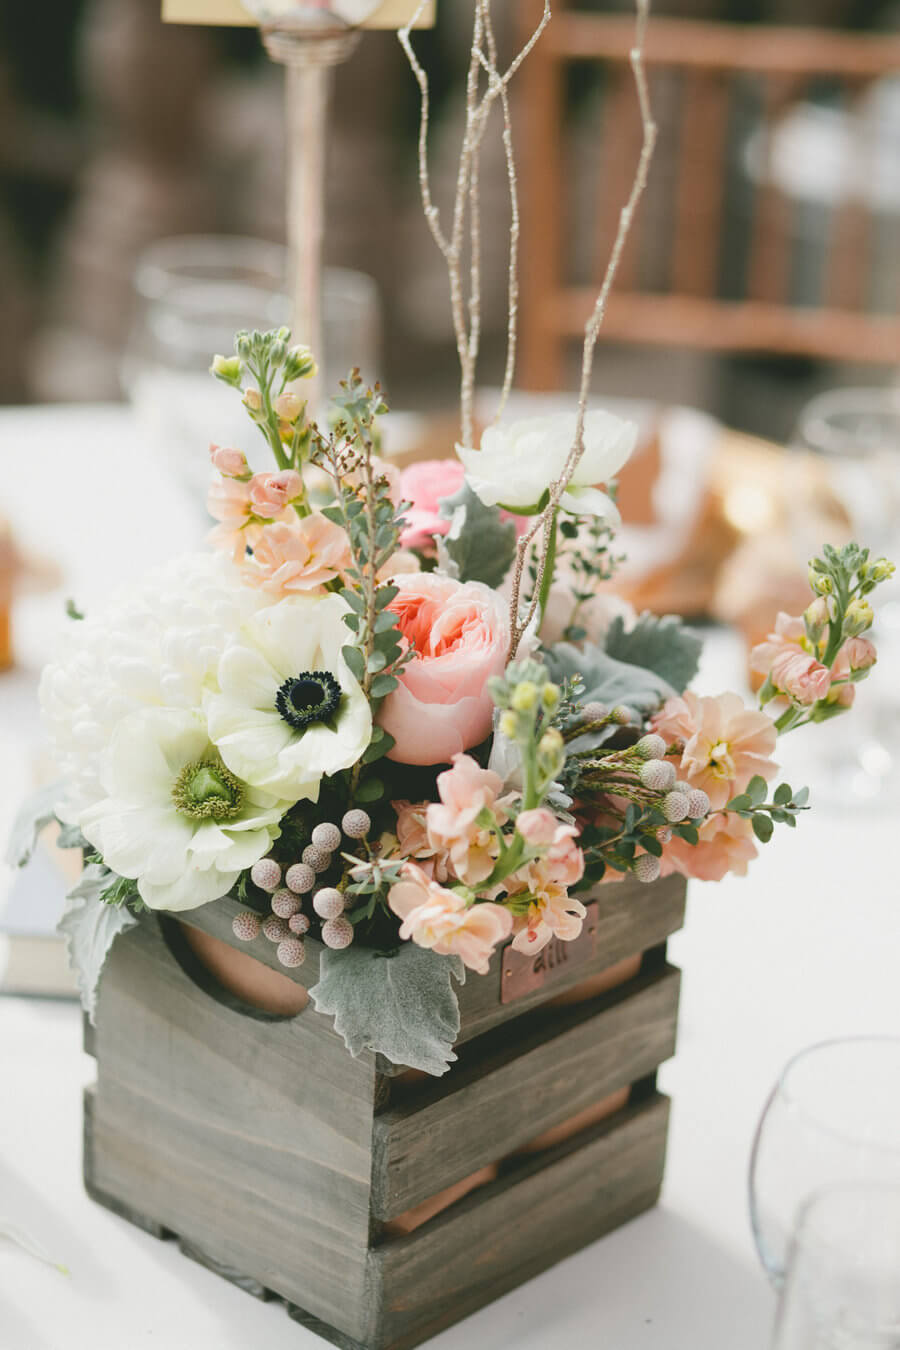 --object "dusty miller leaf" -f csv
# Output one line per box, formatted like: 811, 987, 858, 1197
58, 865, 138, 1022
604, 613, 702, 695
544, 642, 675, 715
438, 481, 516, 588
5, 782, 63, 868
309, 942, 465, 1076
